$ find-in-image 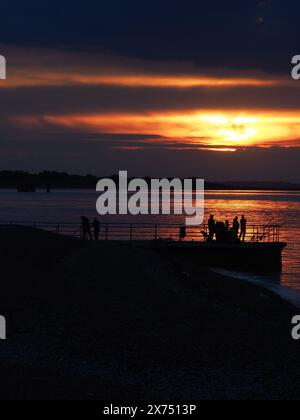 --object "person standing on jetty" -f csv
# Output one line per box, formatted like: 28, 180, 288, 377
92, 218, 100, 241
225, 220, 230, 232
233, 216, 240, 240
240, 215, 247, 242
179, 225, 187, 241
81, 216, 92, 240
208, 215, 216, 241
